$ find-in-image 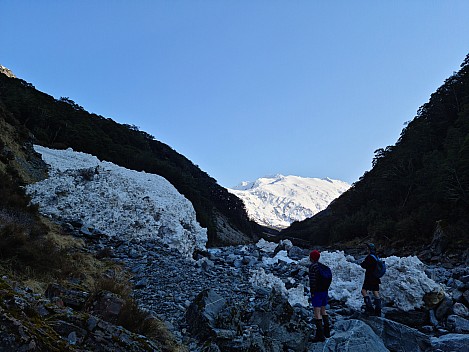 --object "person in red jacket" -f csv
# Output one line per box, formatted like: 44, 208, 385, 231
308, 250, 332, 342
360, 243, 382, 316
